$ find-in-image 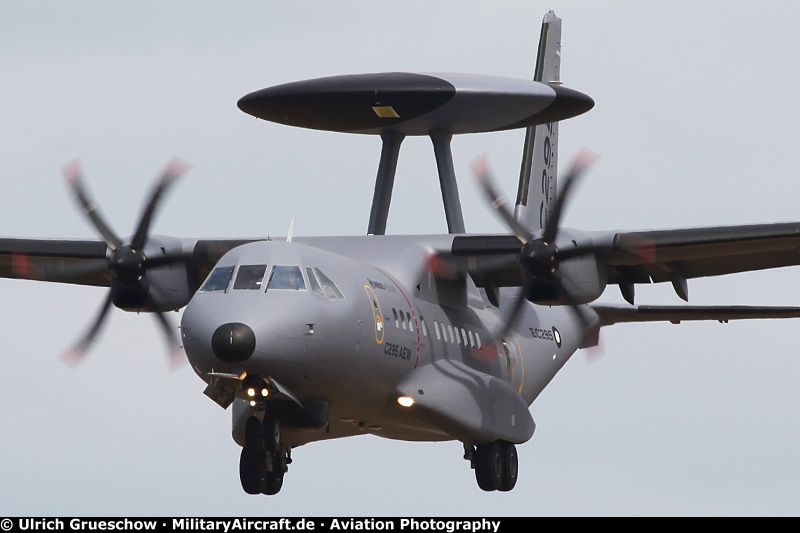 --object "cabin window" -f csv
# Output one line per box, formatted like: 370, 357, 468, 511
406, 312, 413, 332
199, 266, 234, 292
461, 328, 468, 346
434, 321, 441, 340
420, 318, 428, 337
468, 330, 475, 348
233, 264, 268, 290
393, 308, 399, 328
447, 324, 454, 344
267, 265, 306, 291
400, 312, 407, 330
475, 332, 482, 349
